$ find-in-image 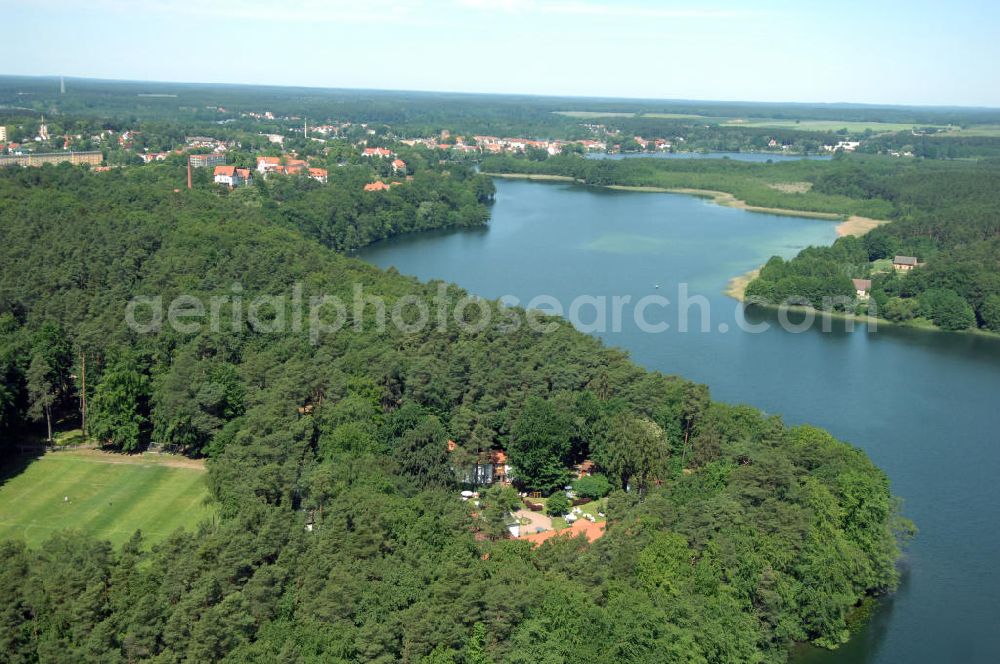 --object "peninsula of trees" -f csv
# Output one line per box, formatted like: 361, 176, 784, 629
0, 162, 908, 661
